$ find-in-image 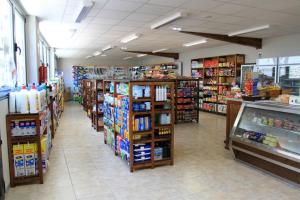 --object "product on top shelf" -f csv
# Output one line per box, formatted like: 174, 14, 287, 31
11, 84, 47, 114
155, 86, 168, 101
